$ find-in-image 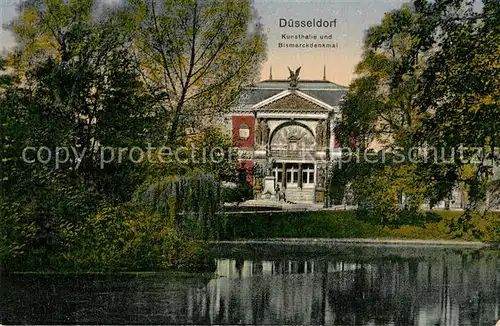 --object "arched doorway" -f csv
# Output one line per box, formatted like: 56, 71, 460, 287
269, 122, 316, 191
